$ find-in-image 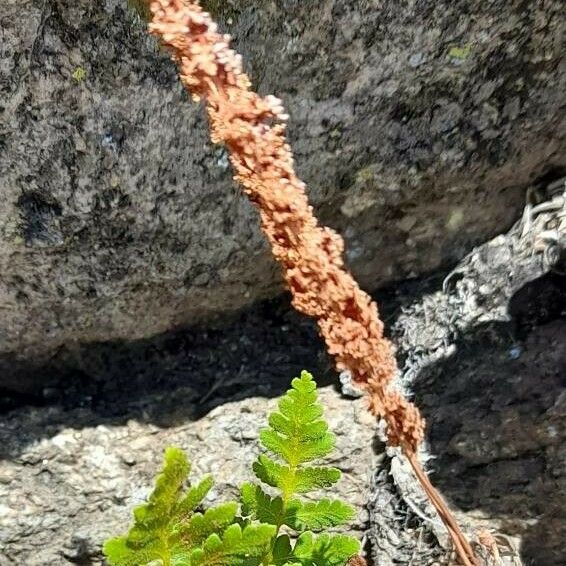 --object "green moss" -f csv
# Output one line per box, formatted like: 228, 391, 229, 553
72, 67, 87, 82
355, 166, 376, 185
127, 0, 151, 21
448, 45, 472, 60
